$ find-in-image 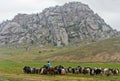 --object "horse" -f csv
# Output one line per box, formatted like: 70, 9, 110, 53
23, 66, 31, 74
